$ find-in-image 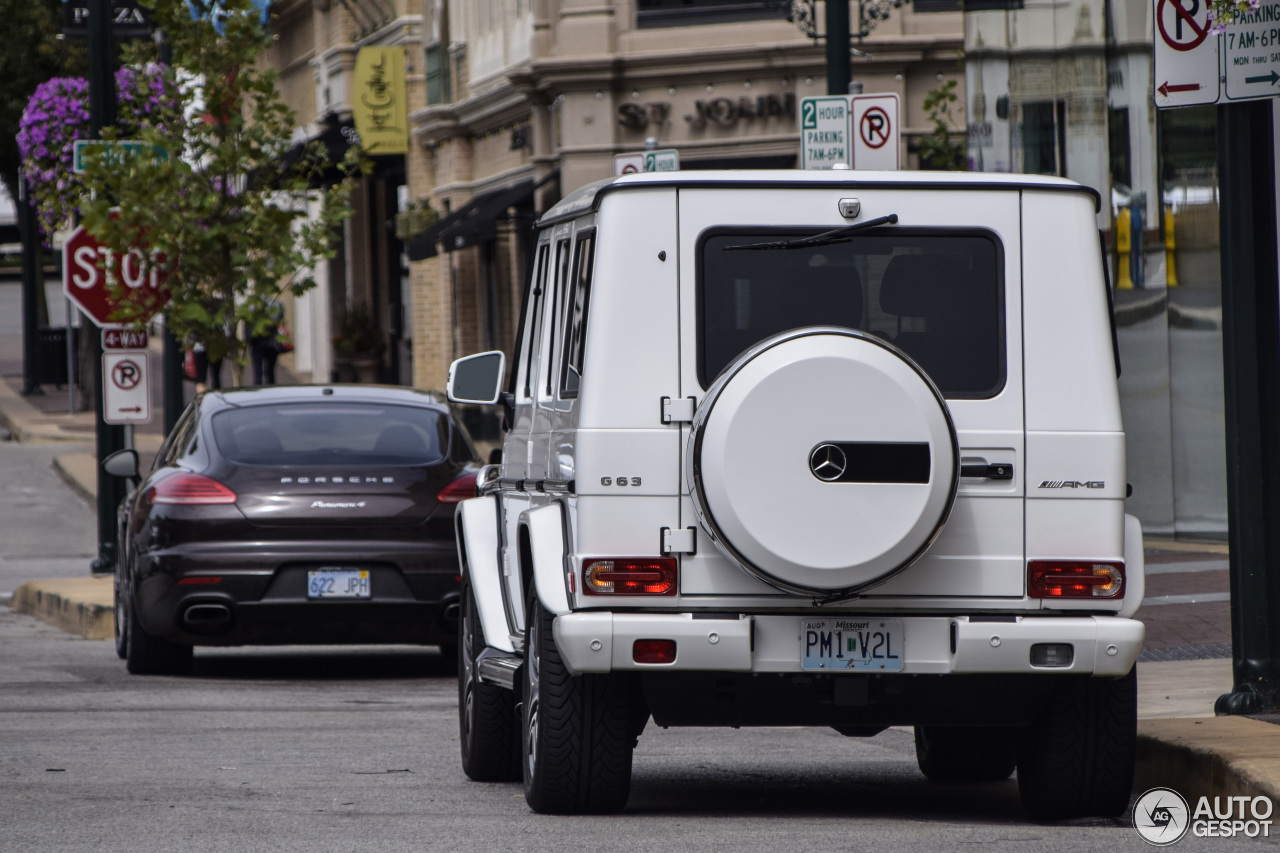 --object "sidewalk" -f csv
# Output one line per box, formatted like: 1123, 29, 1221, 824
2, 371, 1276, 812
